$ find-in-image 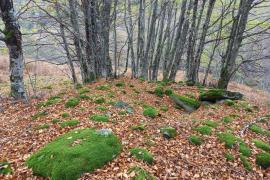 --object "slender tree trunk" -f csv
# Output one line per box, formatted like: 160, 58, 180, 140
55, 1, 78, 85
137, 0, 145, 77
0, 0, 27, 100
